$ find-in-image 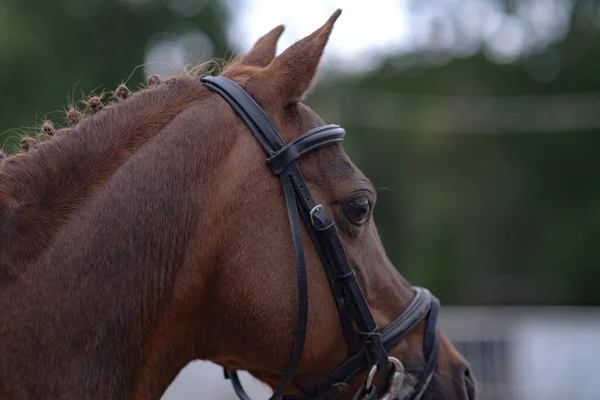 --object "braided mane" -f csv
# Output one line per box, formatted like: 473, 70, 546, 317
3, 73, 167, 157
0, 62, 221, 281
